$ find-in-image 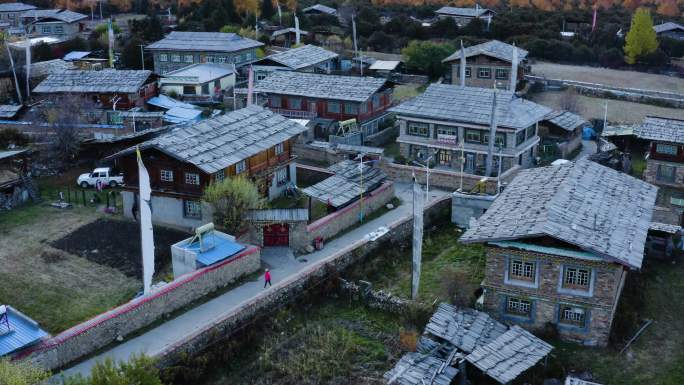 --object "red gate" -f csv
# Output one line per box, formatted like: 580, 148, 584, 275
263, 223, 289, 246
